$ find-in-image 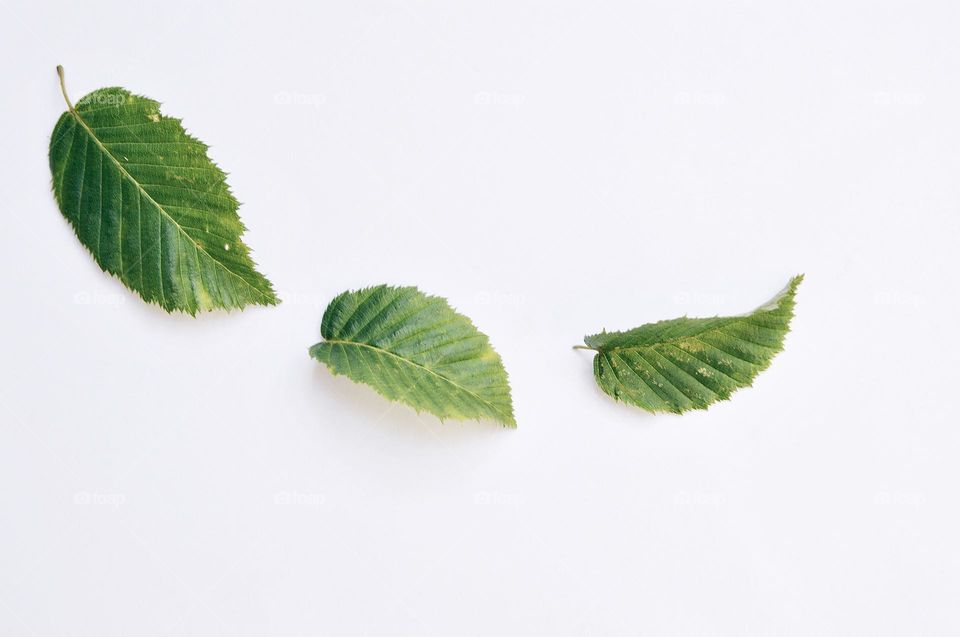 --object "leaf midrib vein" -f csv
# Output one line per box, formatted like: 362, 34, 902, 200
322, 338, 509, 420
67, 108, 270, 301
598, 314, 783, 355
